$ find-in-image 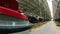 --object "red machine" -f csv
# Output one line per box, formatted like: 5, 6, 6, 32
0, 0, 28, 20
0, 0, 33, 34
0, 6, 28, 20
